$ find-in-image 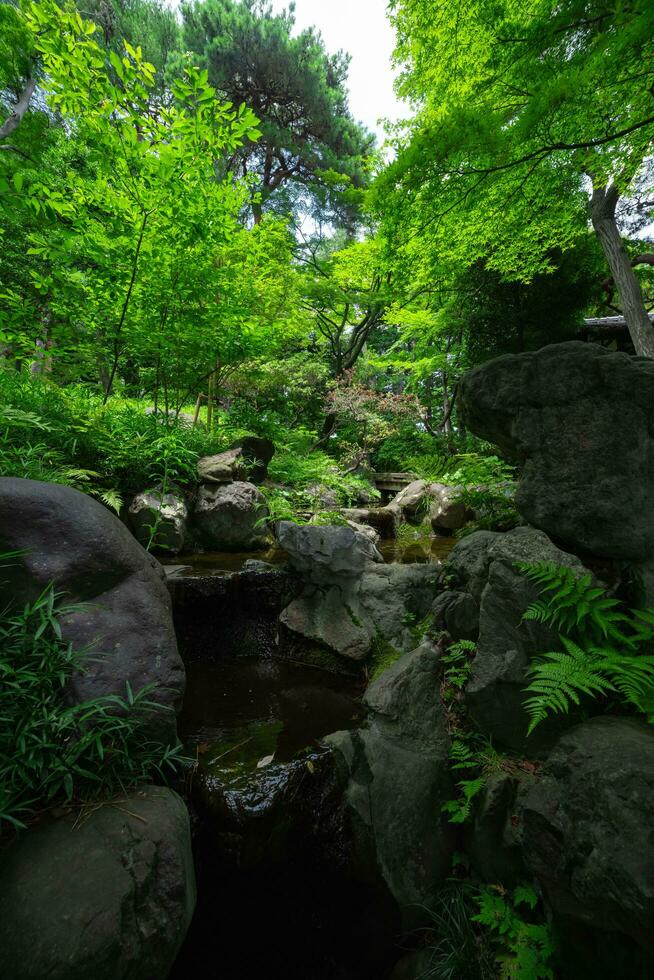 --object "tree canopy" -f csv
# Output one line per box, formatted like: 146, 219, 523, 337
381, 0, 654, 355
182, 0, 375, 225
